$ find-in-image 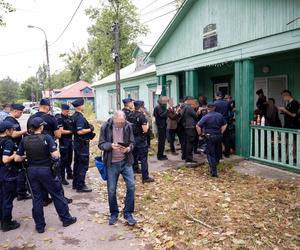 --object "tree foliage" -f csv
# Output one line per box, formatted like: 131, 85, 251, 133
0, 0, 15, 26
60, 47, 94, 83
86, 0, 148, 78
0, 77, 19, 104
